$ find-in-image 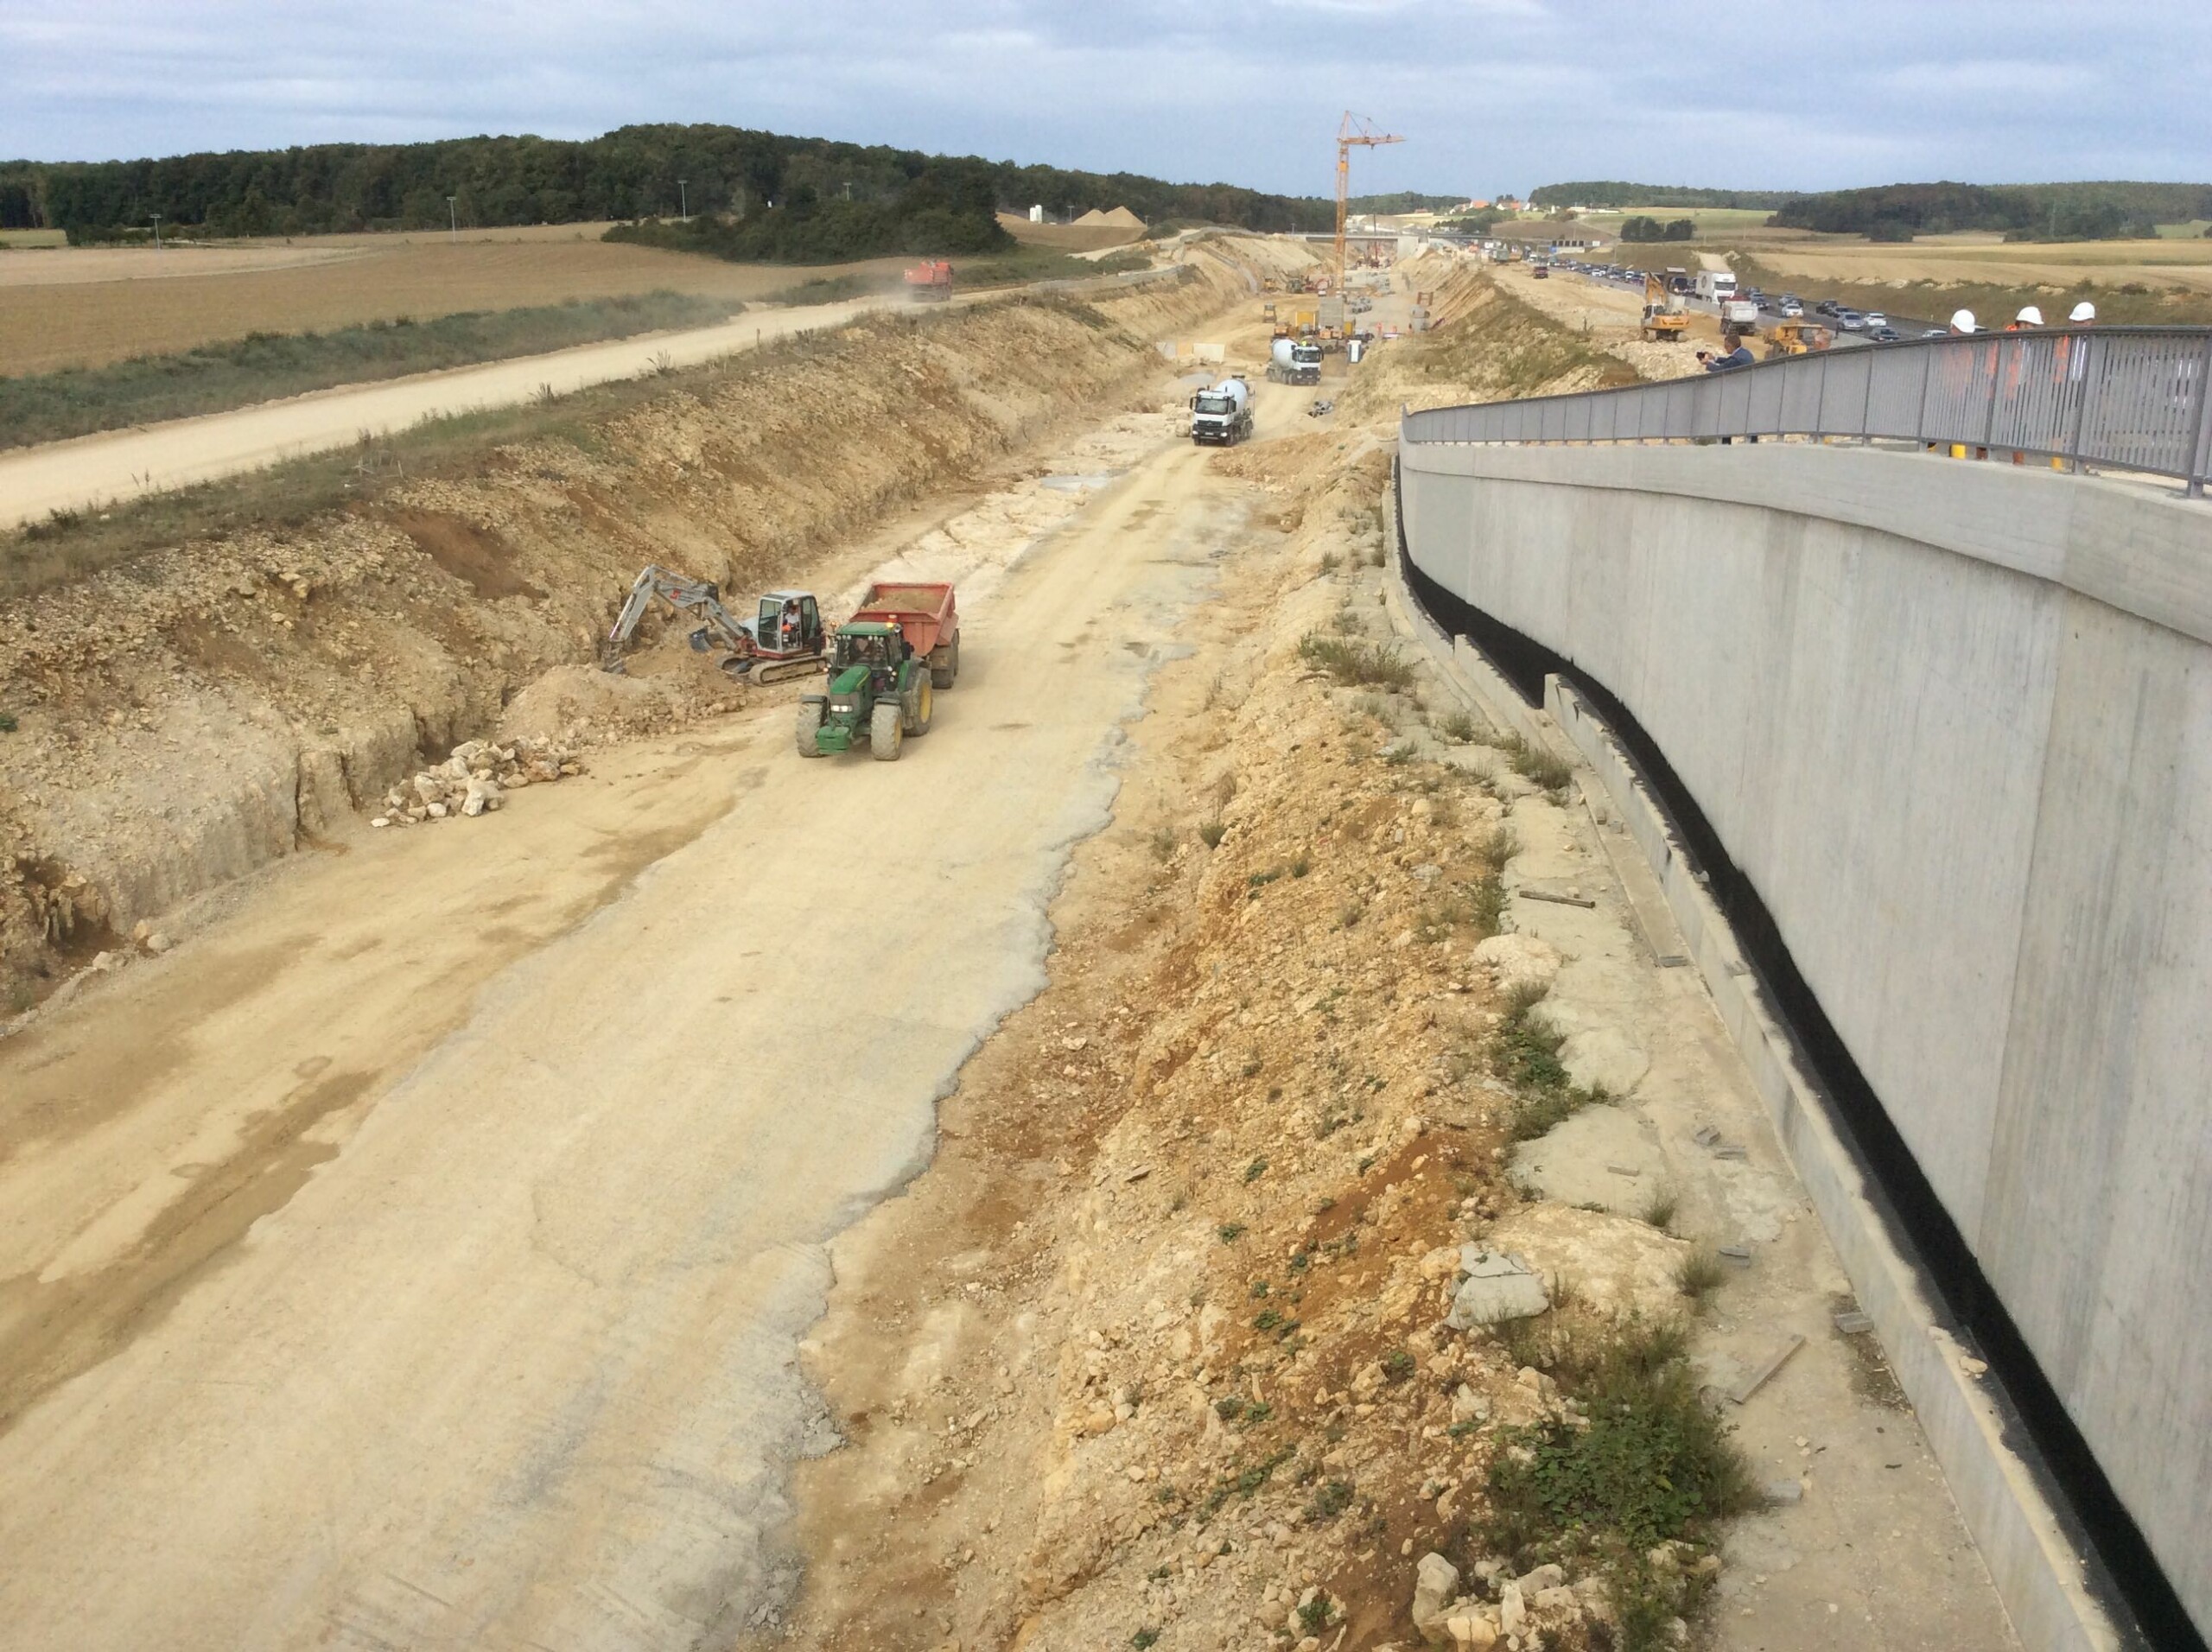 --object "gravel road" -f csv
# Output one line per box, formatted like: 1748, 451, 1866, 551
0, 402, 1258, 1648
